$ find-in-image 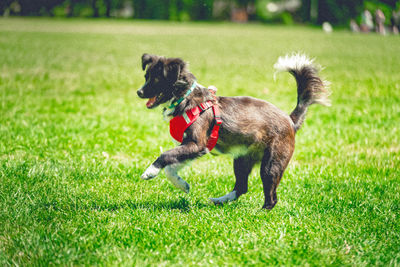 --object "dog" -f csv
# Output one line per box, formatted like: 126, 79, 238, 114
137, 53, 330, 209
